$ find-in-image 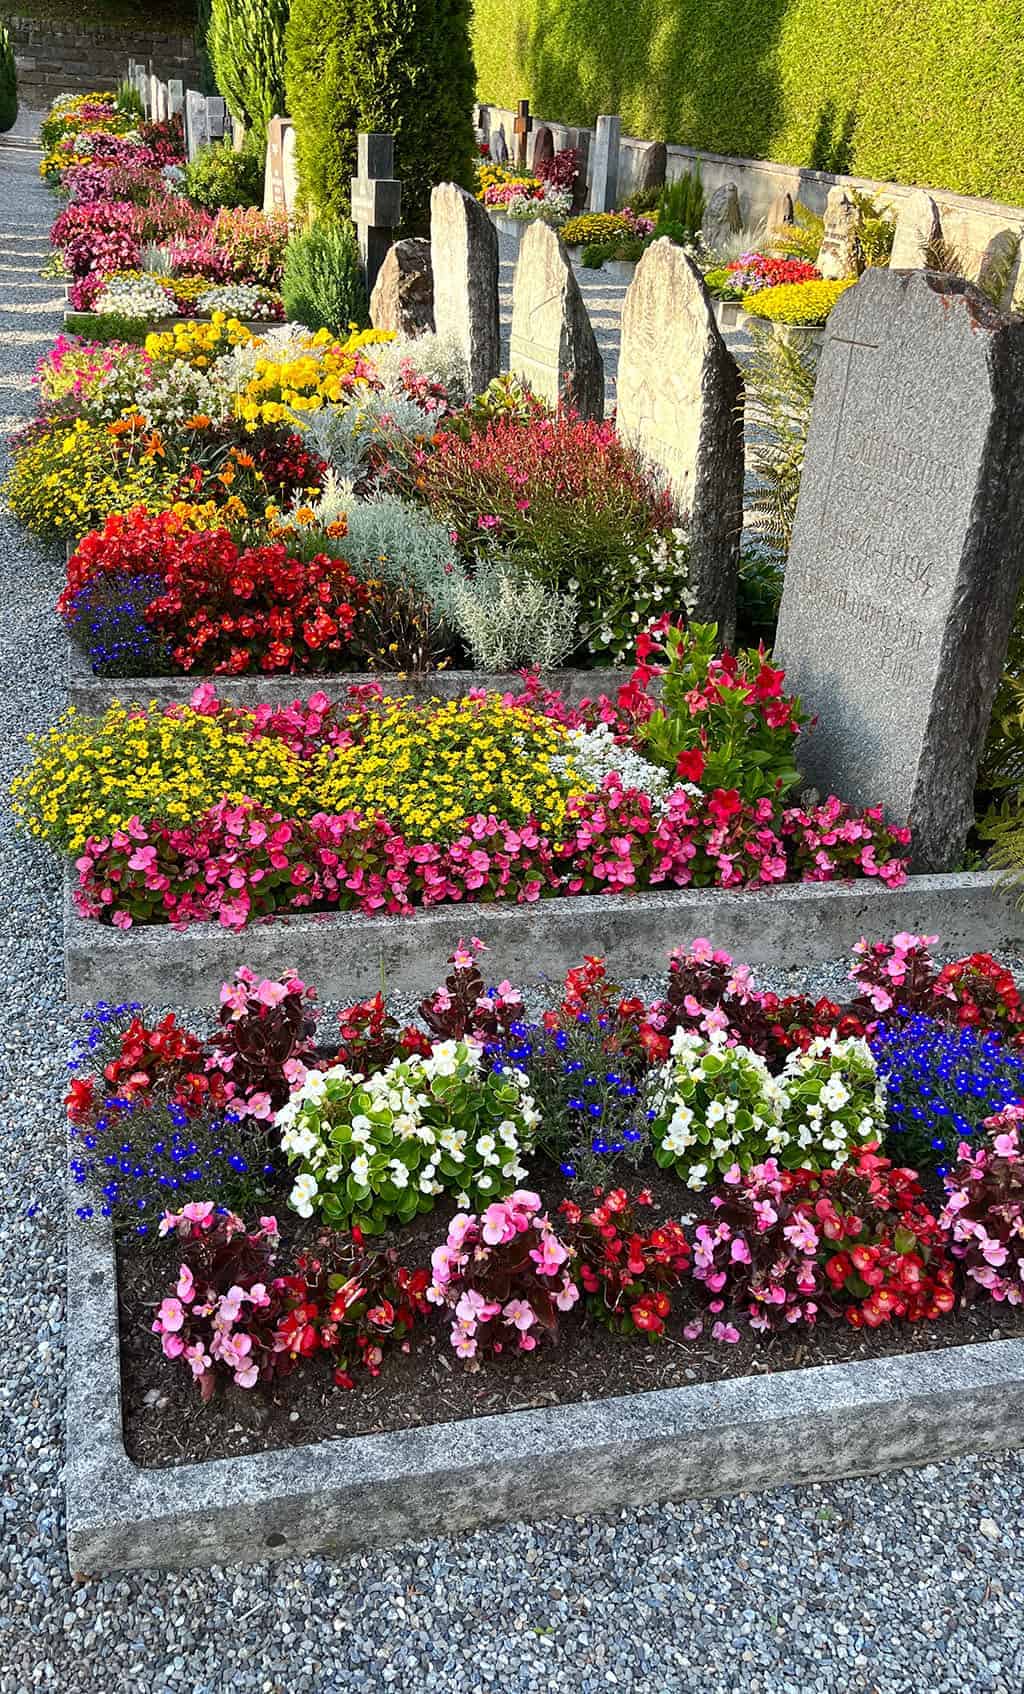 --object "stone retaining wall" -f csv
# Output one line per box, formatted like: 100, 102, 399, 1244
5, 12, 200, 107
